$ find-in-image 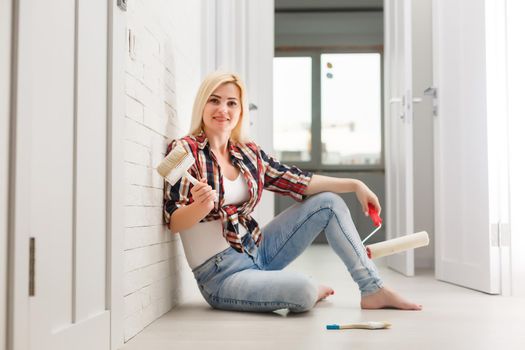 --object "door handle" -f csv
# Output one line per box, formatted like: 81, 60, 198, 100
424, 86, 437, 98
423, 86, 438, 116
